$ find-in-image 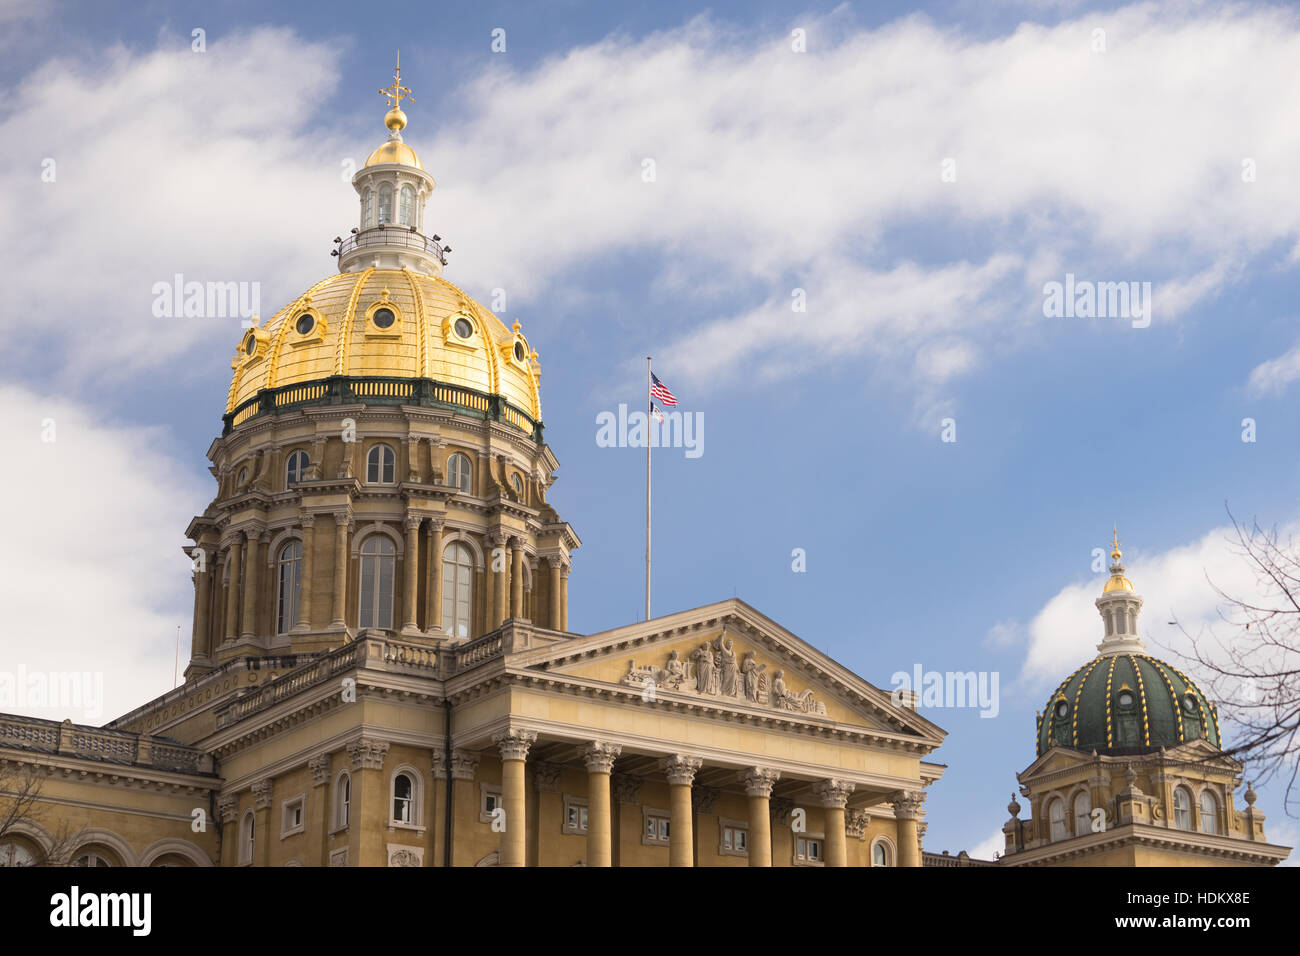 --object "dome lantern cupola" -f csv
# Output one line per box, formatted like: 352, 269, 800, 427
1095, 526, 1144, 657
336, 54, 448, 276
